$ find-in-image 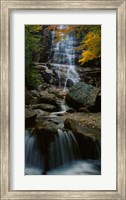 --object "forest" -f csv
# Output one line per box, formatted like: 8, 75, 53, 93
25, 25, 101, 175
